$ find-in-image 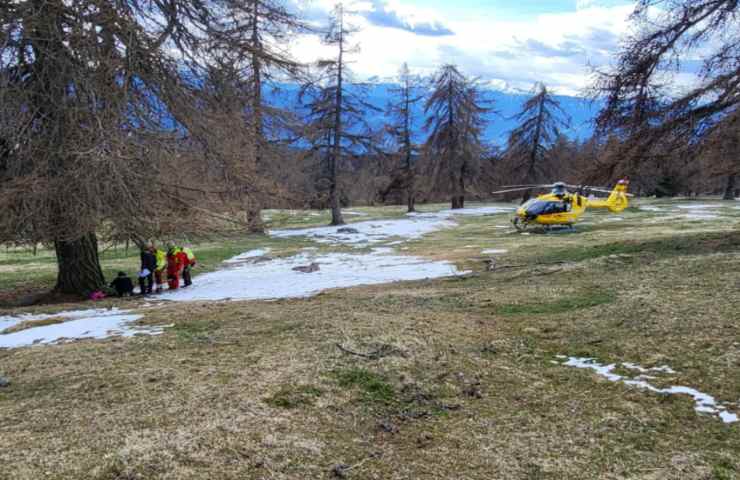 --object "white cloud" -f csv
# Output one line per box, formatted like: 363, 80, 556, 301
289, 1, 638, 96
